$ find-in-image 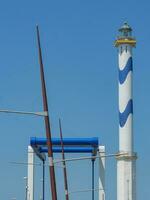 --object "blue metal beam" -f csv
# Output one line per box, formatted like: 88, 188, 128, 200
30, 137, 99, 147
39, 146, 96, 153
